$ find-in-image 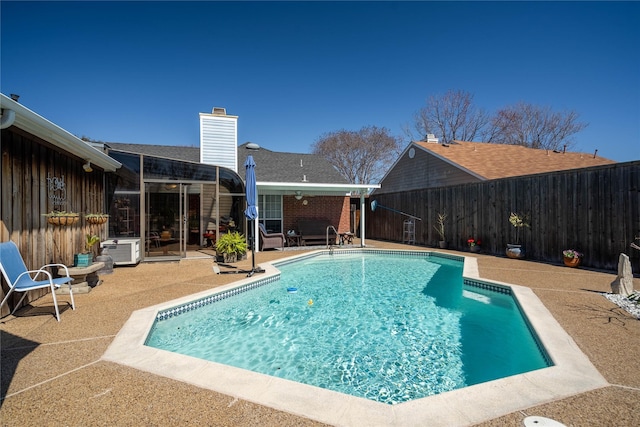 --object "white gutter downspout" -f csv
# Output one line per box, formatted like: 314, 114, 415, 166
0, 109, 16, 129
